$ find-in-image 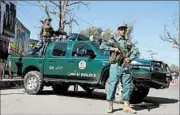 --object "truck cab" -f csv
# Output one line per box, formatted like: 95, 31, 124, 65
42, 40, 110, 84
